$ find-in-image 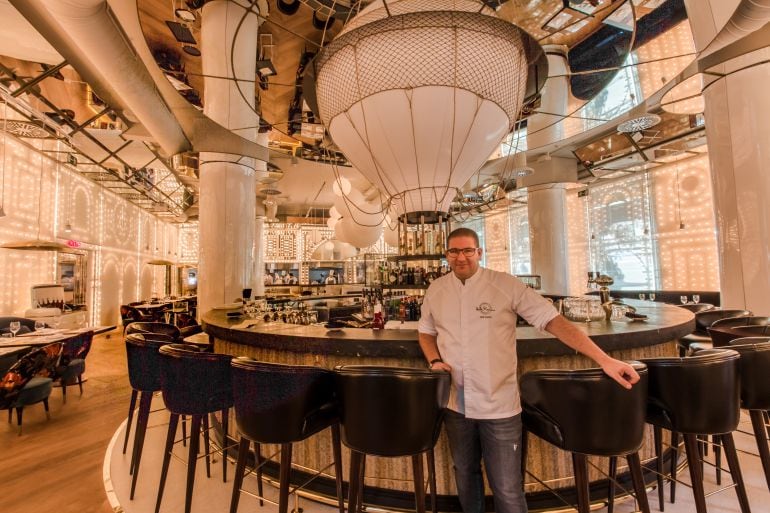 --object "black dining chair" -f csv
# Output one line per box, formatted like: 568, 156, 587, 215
521, 363, 650, 513
155, 344, 233, 513
229, 358, 345, 513
56, 330, 94, 402
0, 342, 63, 435
334, 366, 450, 513
120, 305, 153, 333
